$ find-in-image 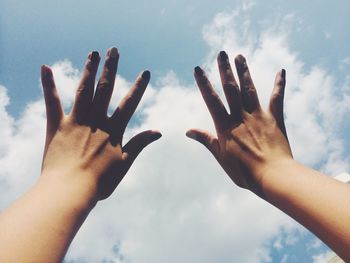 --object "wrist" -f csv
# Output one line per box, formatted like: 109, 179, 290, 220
256, 158, 297, 199
38, 169, 98, 213
250, 157, 296, 199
